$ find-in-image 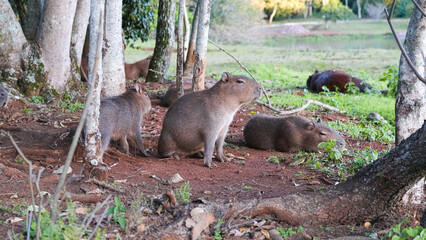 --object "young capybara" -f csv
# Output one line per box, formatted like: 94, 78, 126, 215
125, 55, 153, 80
0, 83, 8, 107
99, 84, 151, 159
158, 72, 262, 168
243, 115, 345, 152
306, 70, 372, 93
